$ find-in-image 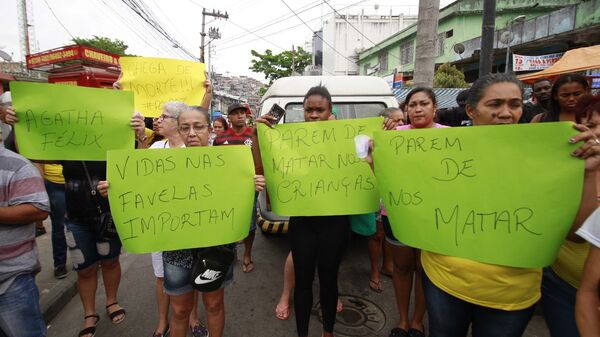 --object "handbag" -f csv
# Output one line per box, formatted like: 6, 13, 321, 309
189, 245, 235, 292
82, 162, 119, 240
